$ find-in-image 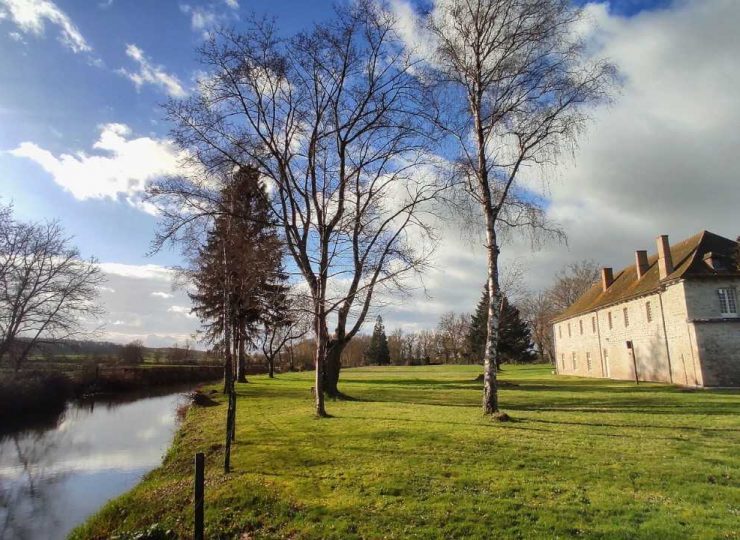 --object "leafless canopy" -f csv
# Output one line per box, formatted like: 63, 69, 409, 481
150, 1, 444, 415
0, 206, 105, 371
424, 0, 616, 413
